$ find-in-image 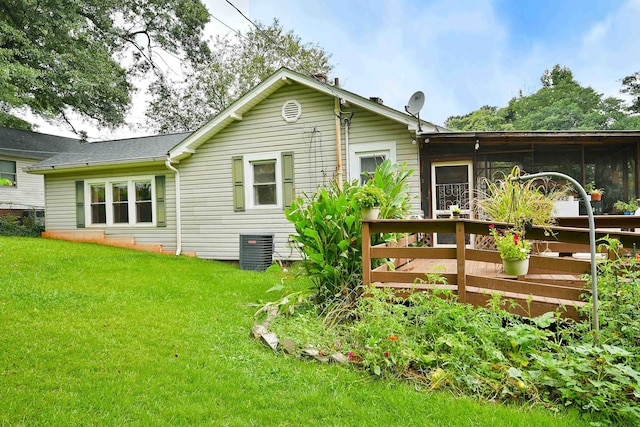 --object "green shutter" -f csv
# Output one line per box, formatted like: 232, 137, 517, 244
282, 152, 295, 209
232, 156, 245, 212
155, 175, 166, 227
75, 180, 85, 228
